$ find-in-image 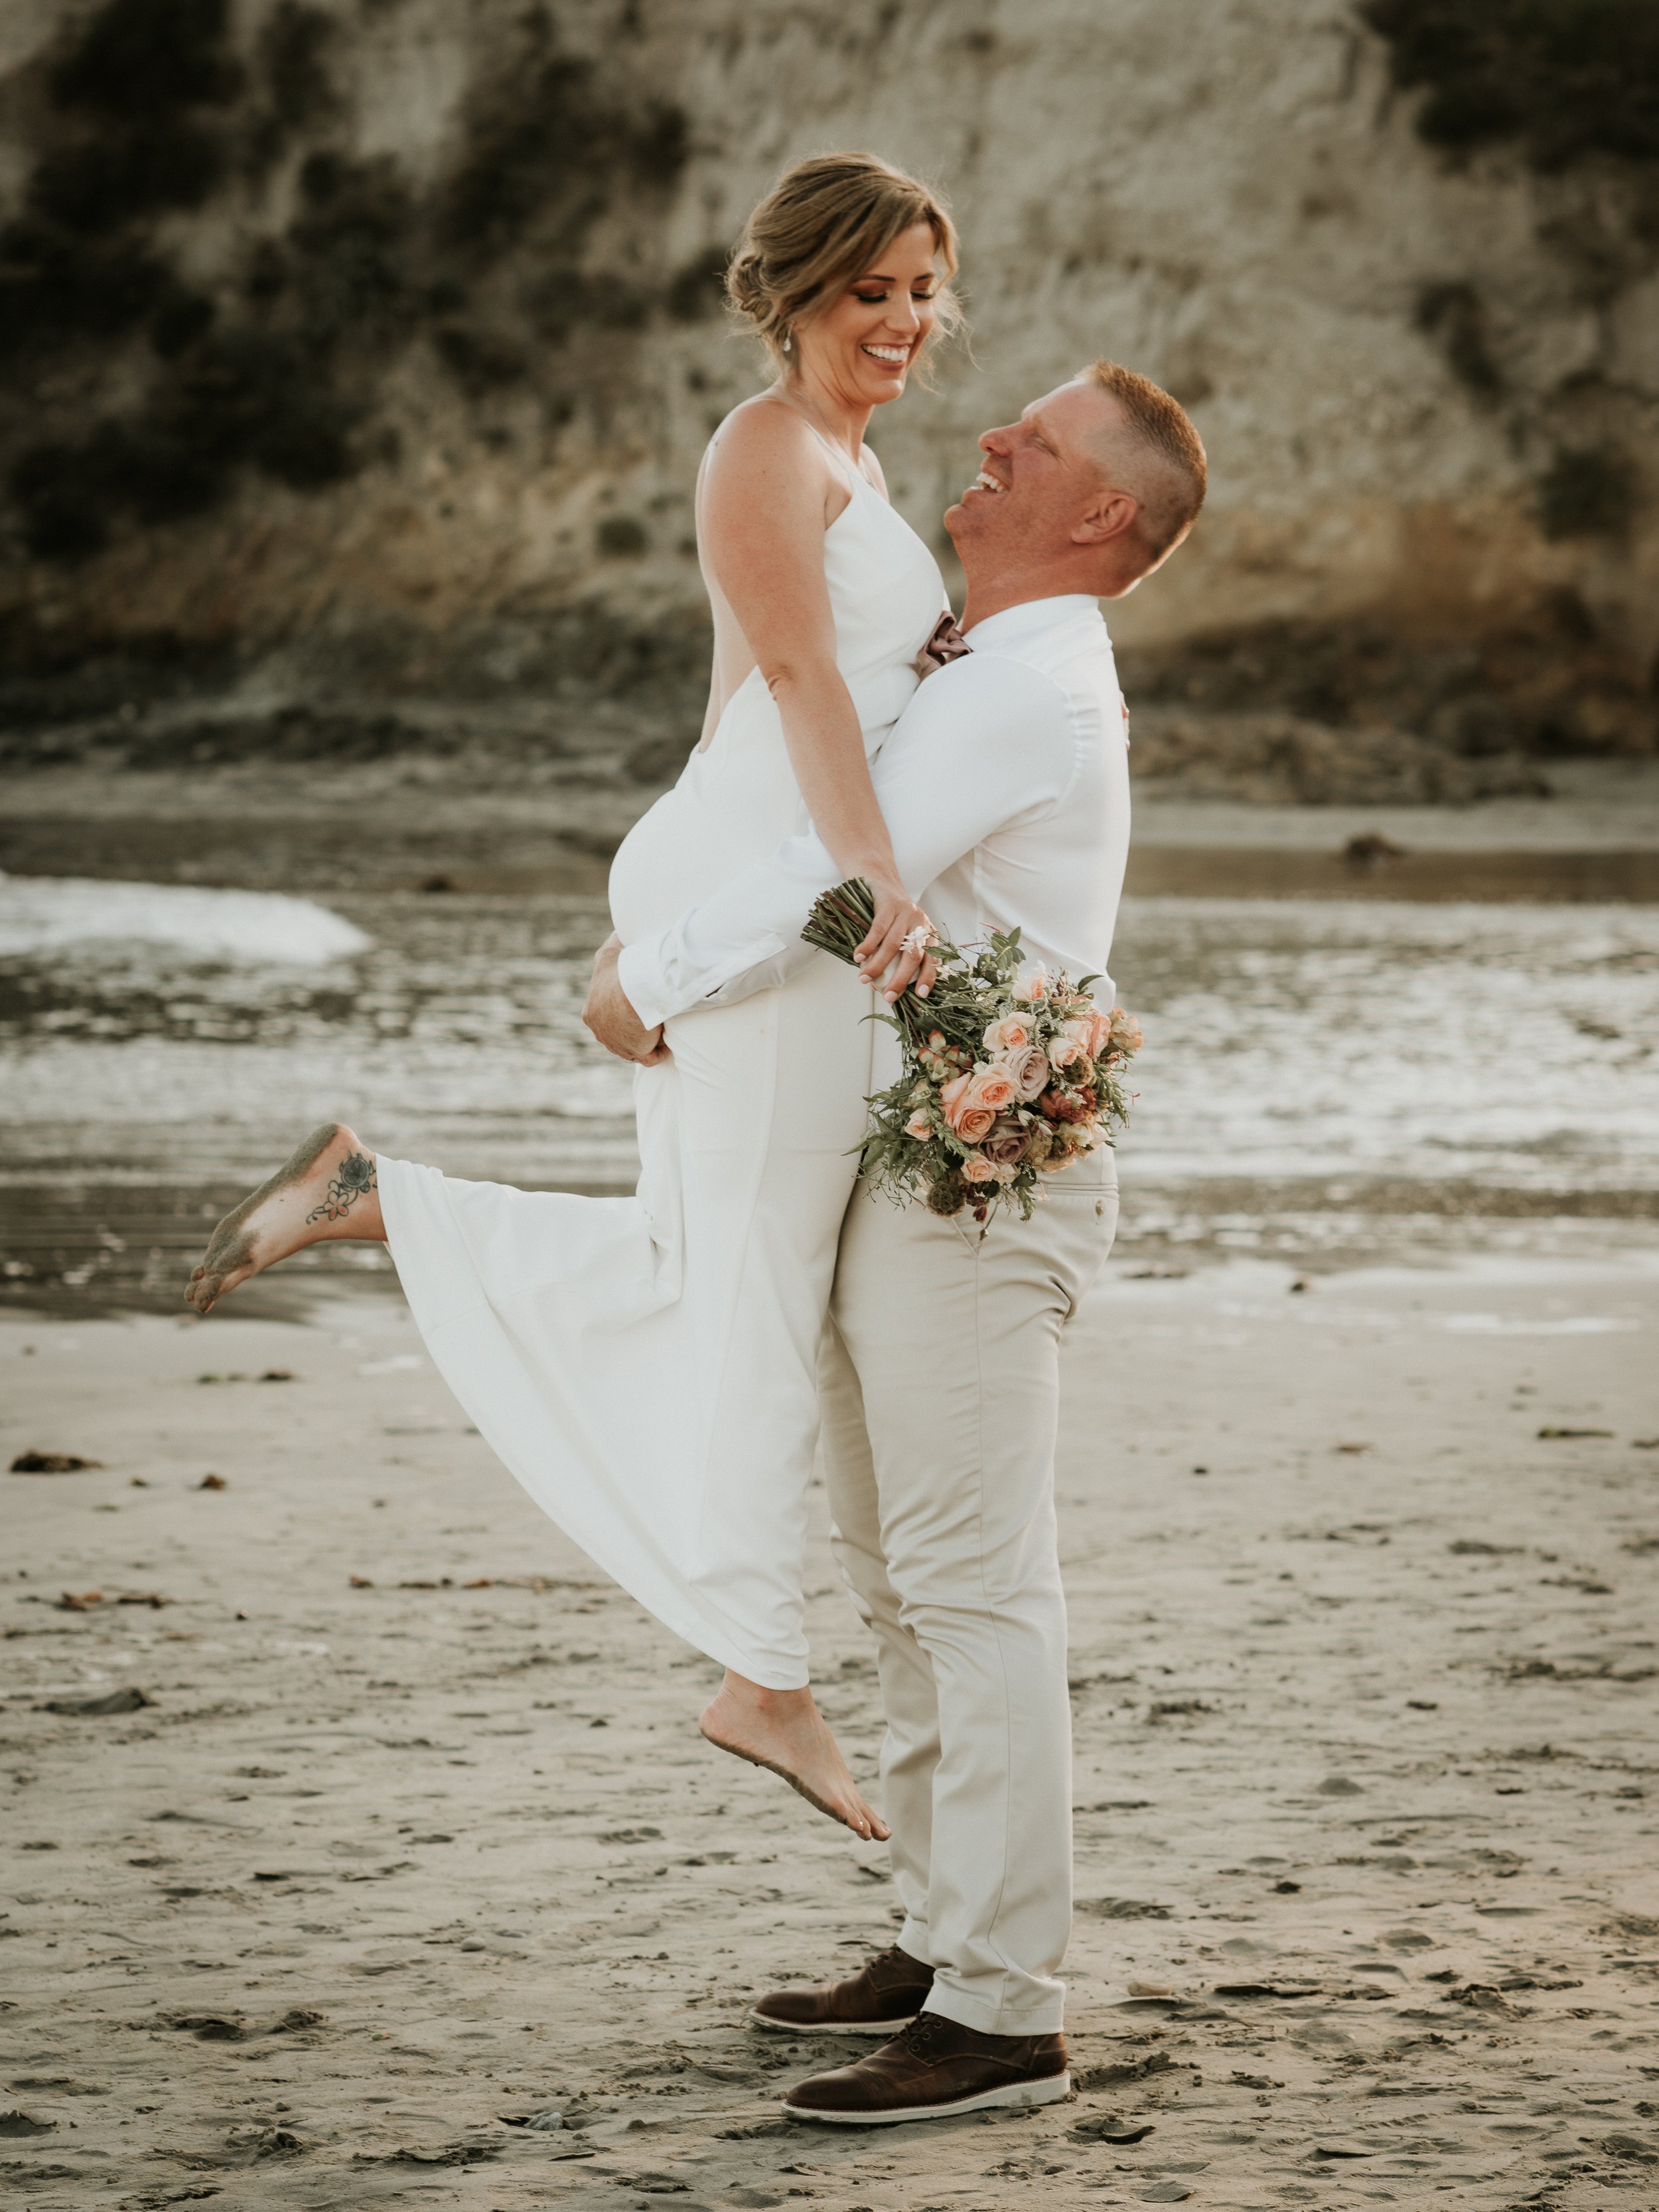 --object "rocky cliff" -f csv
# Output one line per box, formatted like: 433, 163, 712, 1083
2, 0, 1655, 787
